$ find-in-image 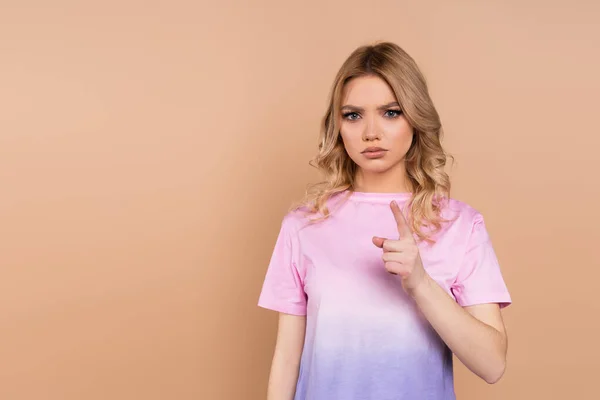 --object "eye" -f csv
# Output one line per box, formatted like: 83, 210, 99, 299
342, 112, 360, 121
385, 109, 403, 118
